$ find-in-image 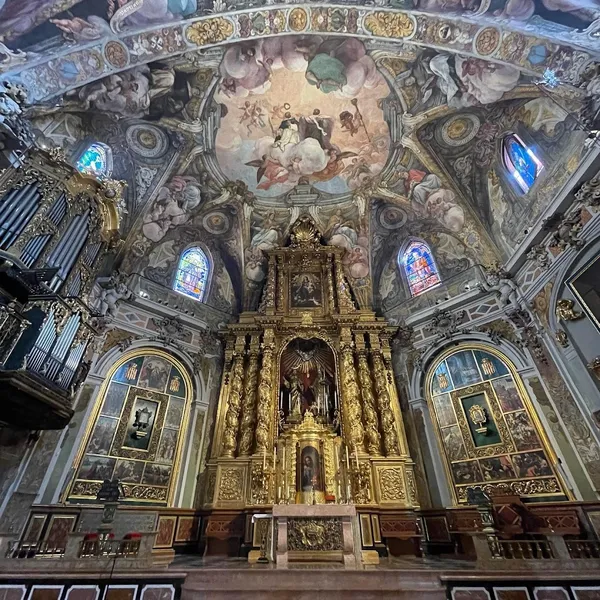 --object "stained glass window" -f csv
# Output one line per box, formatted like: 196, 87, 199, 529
502, 134, 543, 194
173, 247, 210, 302
401, 241, 441, 297
76, 142, 112, 179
